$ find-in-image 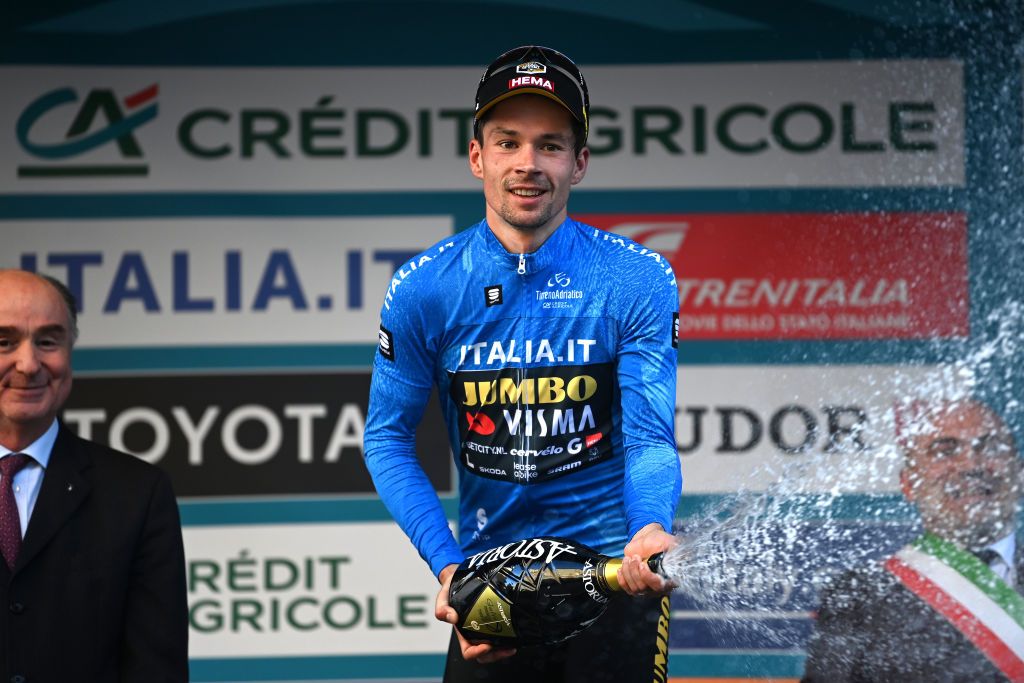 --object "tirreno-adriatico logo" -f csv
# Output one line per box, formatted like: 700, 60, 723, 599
16, 84, 159, 178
